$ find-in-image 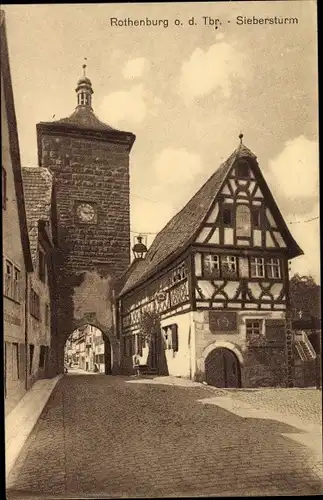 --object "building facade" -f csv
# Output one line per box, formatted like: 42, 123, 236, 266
117, 142, 303, 388
22, 167, 58, 388
36, 70, 135, 374
2, 10, 34, 414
